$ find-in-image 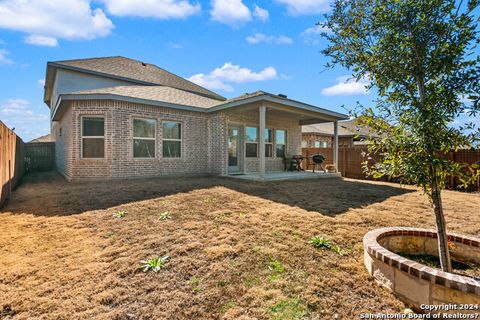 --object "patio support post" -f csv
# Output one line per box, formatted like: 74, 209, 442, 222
333, 121, 339, 172
259, 105, 266, 180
